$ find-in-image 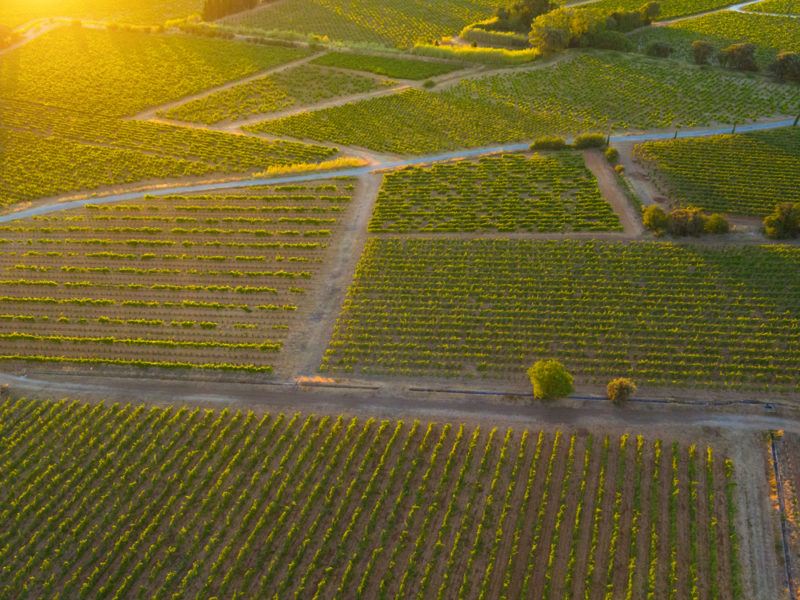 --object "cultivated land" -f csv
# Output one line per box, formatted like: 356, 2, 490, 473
368, 153, 623, 232
745, 0, 800, 14
248, 52, 800, 153
0, 180, 357, 375
0, 0, 202, 28
0, 397, 743, 599
633, 127, 800, 216
223, 0, 498, 47
2, 2, 800, 598
585, 0, 736, 19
